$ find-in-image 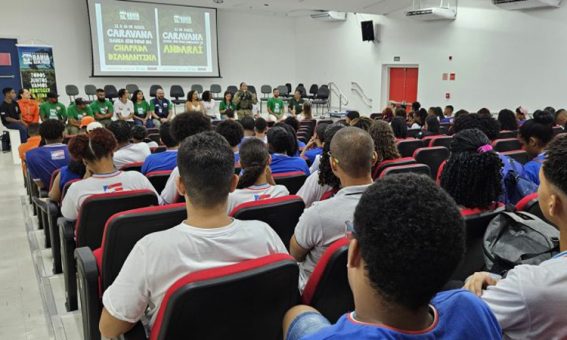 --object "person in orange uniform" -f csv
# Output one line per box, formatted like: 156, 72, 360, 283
17, 89, 40, 125
18, 122, 42, 175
